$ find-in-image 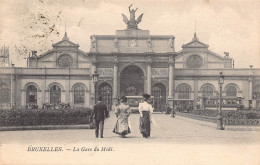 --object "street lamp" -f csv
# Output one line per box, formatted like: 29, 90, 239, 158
92, 71, 99, 104
217, 71, 224, 130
